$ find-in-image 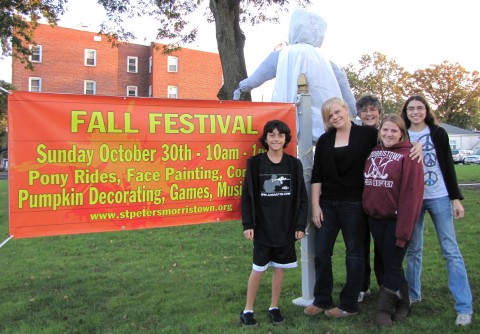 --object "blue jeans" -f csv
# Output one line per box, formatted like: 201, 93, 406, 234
312, 199, 365, 313
405, 196, 473, 314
